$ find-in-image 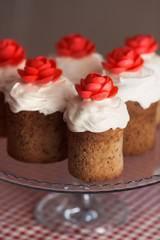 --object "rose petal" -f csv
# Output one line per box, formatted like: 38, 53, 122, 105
39, 68, 56, 78
136, 47, 149, 55
30, 59, 44, 68
57, 48, 71, 56
117, 59, 134, 68
56, 34, 95, 58
26, 58, 31, 66
91, 92, 110, 101
0, 40, 7, 50
22, 75, 38, 83
134, 57, 143, 66
0, 45, 15, 59
102, 62, 114, 71
78, 90, 92, 99
85, 41, 93, 51
25, 66, 38, 75
109, 67, 127, 74
128, 61, 144, 72
10, 52, 25, 65
114, 50, 123, 61
38, 62, 52, 71
37, 76, 54, 84
101, 81, 112, 91
86, 72, 101, 80
125, 38, 137, 47
75, 84, 92, 99
106, 54, 116, 64
58, 39, 68, 48
17, 69, 25, 77
87, 76, 106, 84
70, 37, 86, 51
108, 86, 118, 98
87, 45, 96, 55
85, 83, 101, 92
80, 79, 87, 89
50, 59, 57, 68
139, 37, 151, 46
124, 50, 134, 59
13, 46, 24, 58
75, 84, 83, 93
52, 69, 62, 80
85, 41, 96, 54
148, 42, 158, 53
126, 35, 158, 54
